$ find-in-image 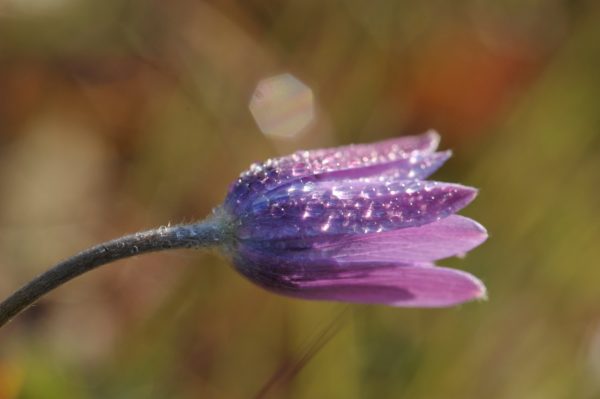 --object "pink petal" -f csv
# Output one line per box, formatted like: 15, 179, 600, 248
286, 264, 486, 307
318, 215, 488, 263
233, 238, 486, 308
